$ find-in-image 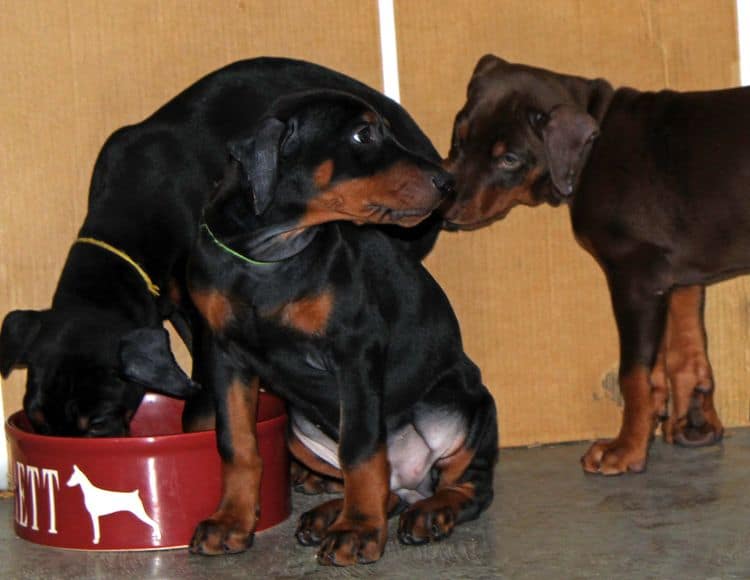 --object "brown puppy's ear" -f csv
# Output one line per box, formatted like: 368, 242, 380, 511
472, 54, 506, 77
541, 105, 600, 196
227, 117, 287, 215
0, 310, 44, 377
587, 78, 615, 121
467, 54, 507, 98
